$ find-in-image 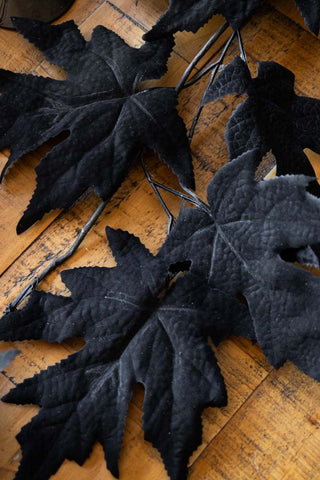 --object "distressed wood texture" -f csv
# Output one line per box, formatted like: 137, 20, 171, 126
1, 1, 320, 479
